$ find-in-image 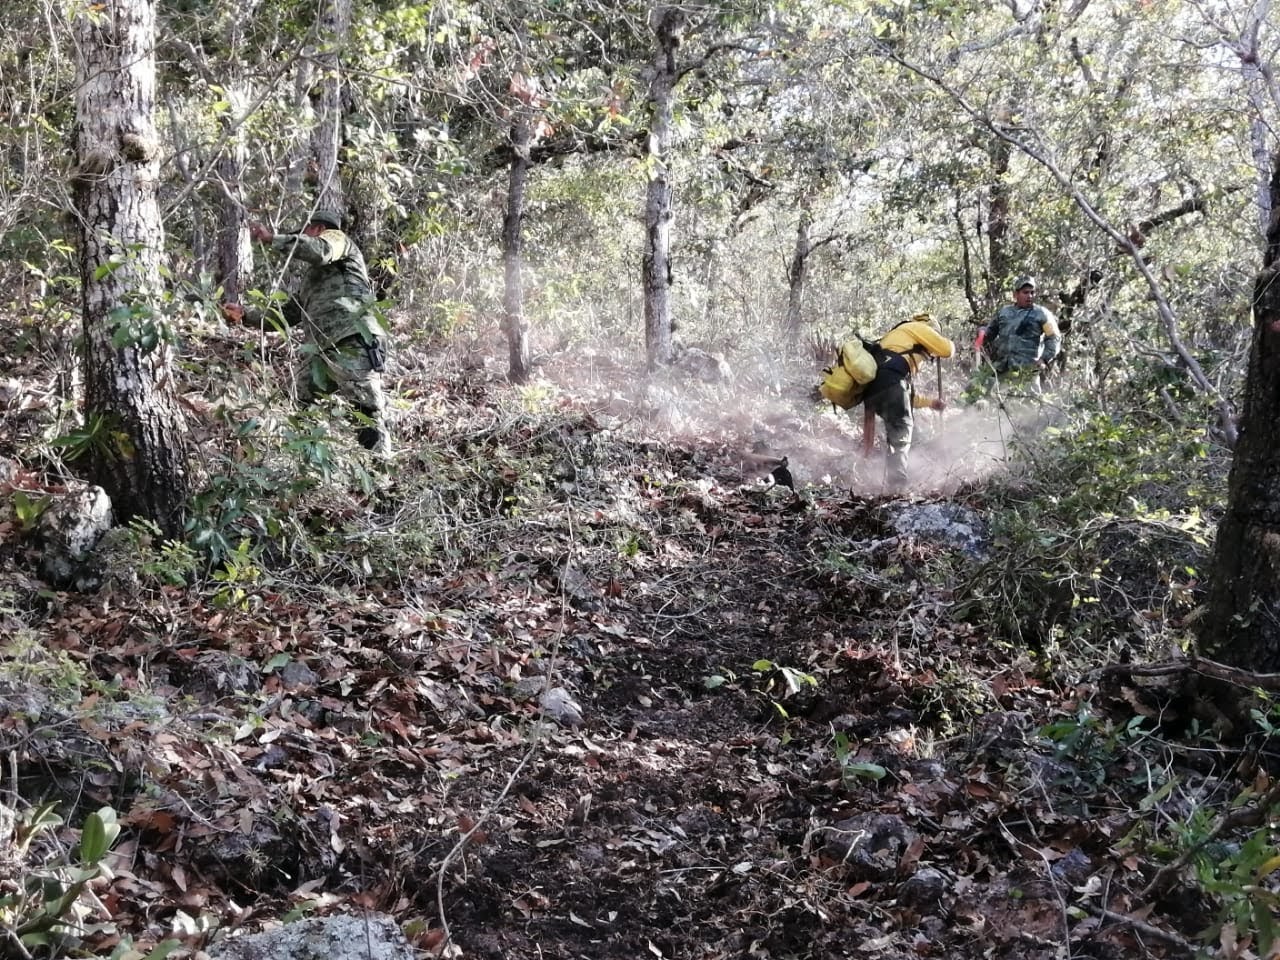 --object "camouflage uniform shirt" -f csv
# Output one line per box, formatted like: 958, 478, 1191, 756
271, 229, 384, 347
987, 303, 1060, 372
